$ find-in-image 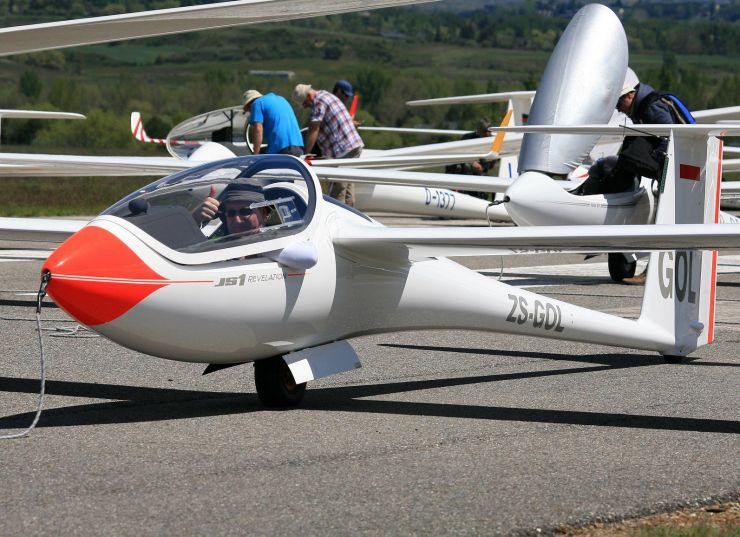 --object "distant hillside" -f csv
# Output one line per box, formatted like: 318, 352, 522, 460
413, 0, 520, 12
416, 0, 739, 20
2, 0, 738, 22
0, 0, 737, 154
